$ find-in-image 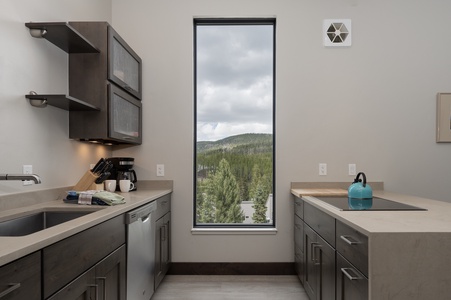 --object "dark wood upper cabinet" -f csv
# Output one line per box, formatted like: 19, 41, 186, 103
67, 22, 143, 145
108, 26, 142, 100
25, 21, 142, 145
